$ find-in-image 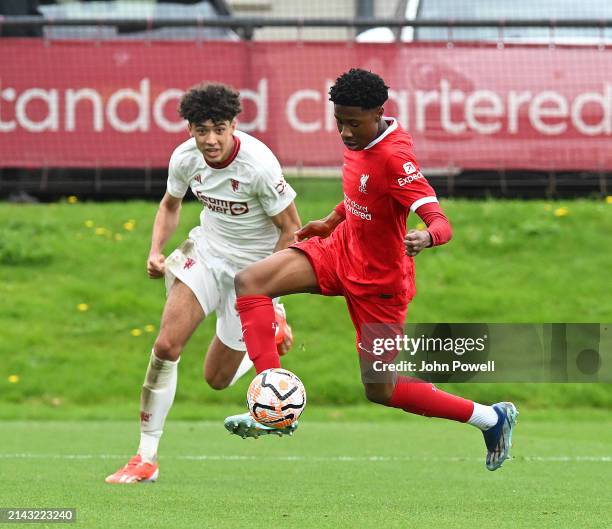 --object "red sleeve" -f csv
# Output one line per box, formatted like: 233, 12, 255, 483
415, 202, 453, 247
334, 201, 346, 219
386, 152, 439, 212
